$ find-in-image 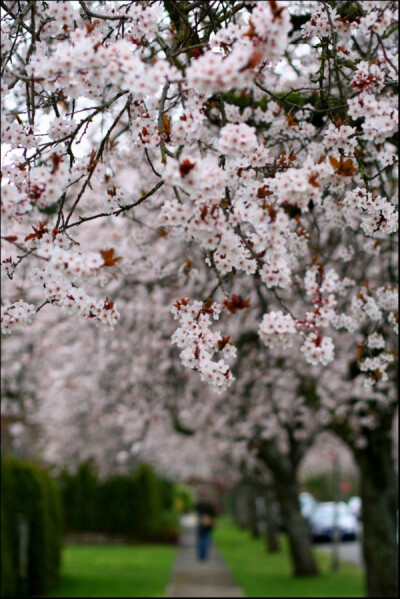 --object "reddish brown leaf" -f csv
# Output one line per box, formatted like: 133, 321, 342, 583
329, 155, 357, 176
50, 153, 62, 174
183, 259, 192, 275
85, 20, 99, 34
308, 174, 320, 188
269, 0, 285, 20
239, 48, 263, 72
191, 47, 202, 58
328, 155, 340, 170
100, 248, 122, 267
24, 221, 48, 242
257, 185, 272, 198
88, 148, 98, 173
286, 114, 298, 127
339, 157, 357, 176
179, 159, 196, 178
243, 19, 256, 38
200, 205, 208, 220
223, 294, 250, 314
104, 298, 114, 310
173, 298, 189, 311
218, 335, 231, 351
